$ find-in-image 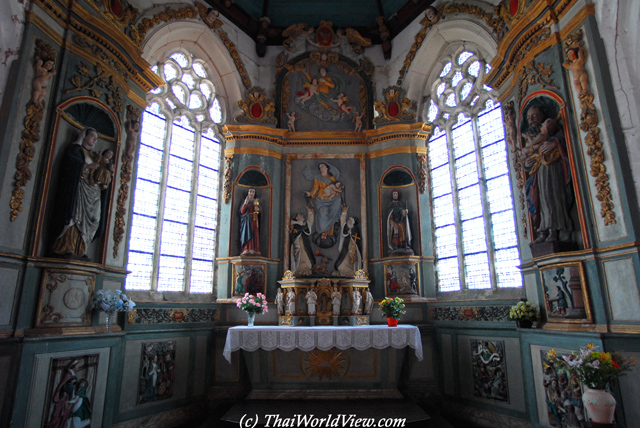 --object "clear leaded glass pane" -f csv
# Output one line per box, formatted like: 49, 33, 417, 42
440, 62, 452, 77
190, 259, 213, 294
192, 62, 207, 78
125, 251, 154, 290
181, 73, 195, 89
200, 83, 212, 100
427, 99, 439, 122
468, 61, 481, 77
163, 63, 177, 81
437, 257, 460, 292
170, 52, 189, 68
458, 51, 474, 64
430, 52, 521, 293
451, 71, 463, 87
172, 85, 186, 104
157, 255, 185, 292
210, 98, 222, 123
189, 93, 203, 109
